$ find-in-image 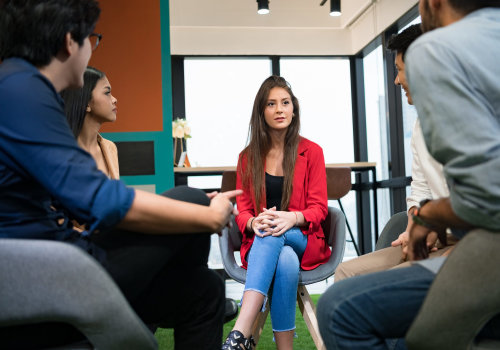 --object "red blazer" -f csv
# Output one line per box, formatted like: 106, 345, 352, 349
235, 137, 331, 270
